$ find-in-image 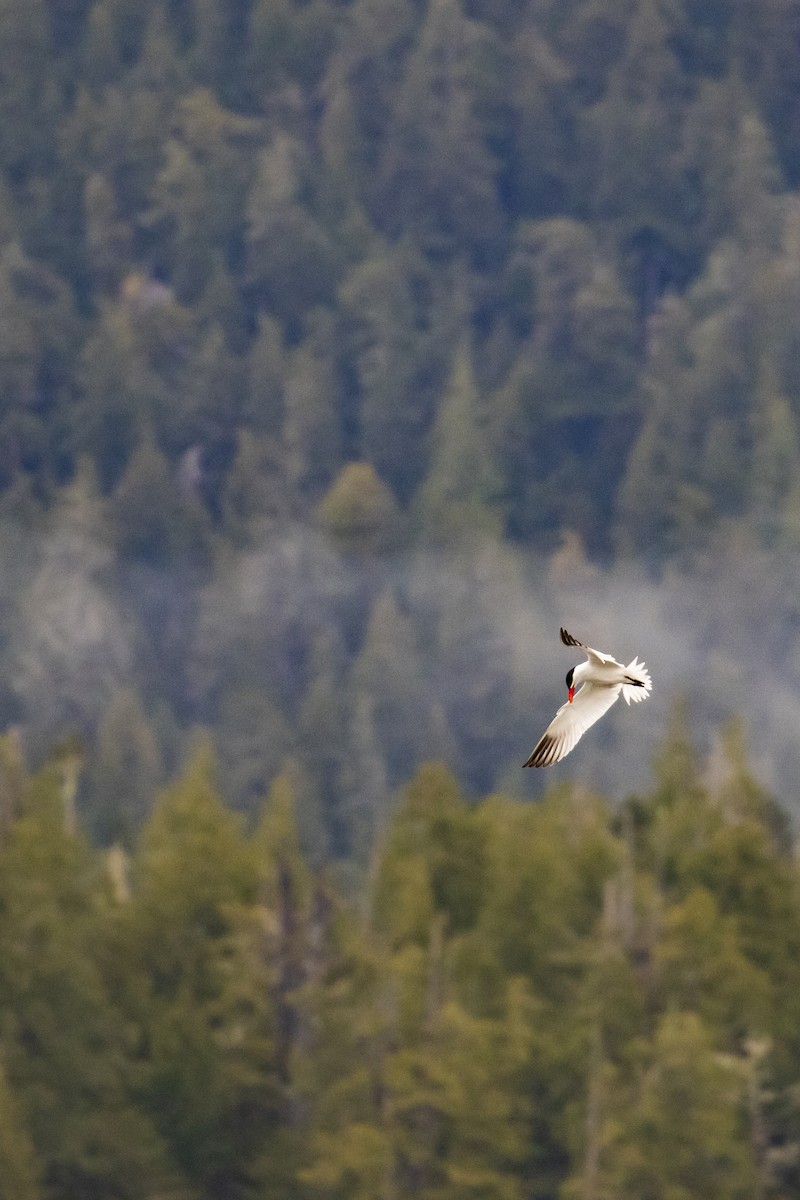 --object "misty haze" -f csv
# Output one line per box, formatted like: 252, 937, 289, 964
2, 1, 800, 1198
